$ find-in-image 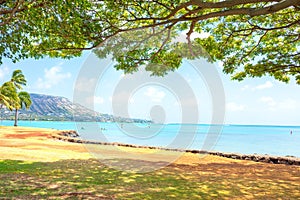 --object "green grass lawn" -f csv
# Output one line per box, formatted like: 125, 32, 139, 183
1, 158, 300, 199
